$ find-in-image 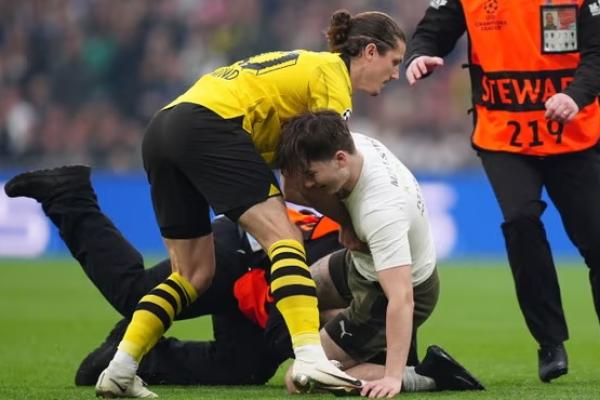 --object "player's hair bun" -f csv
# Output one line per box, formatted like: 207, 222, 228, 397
327, 10, 352, 51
